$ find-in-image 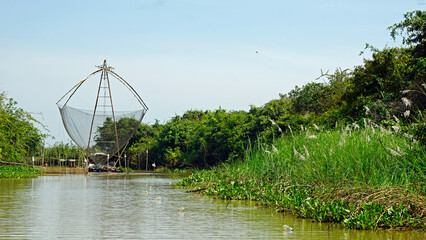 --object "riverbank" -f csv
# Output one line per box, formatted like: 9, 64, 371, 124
0, 165, 44, 178
178, 125, 426, 230
40, 166, 86, 174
